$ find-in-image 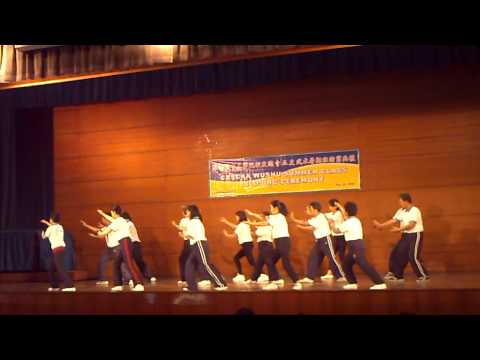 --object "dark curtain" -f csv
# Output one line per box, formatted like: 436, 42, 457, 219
0, 45, 479, 271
